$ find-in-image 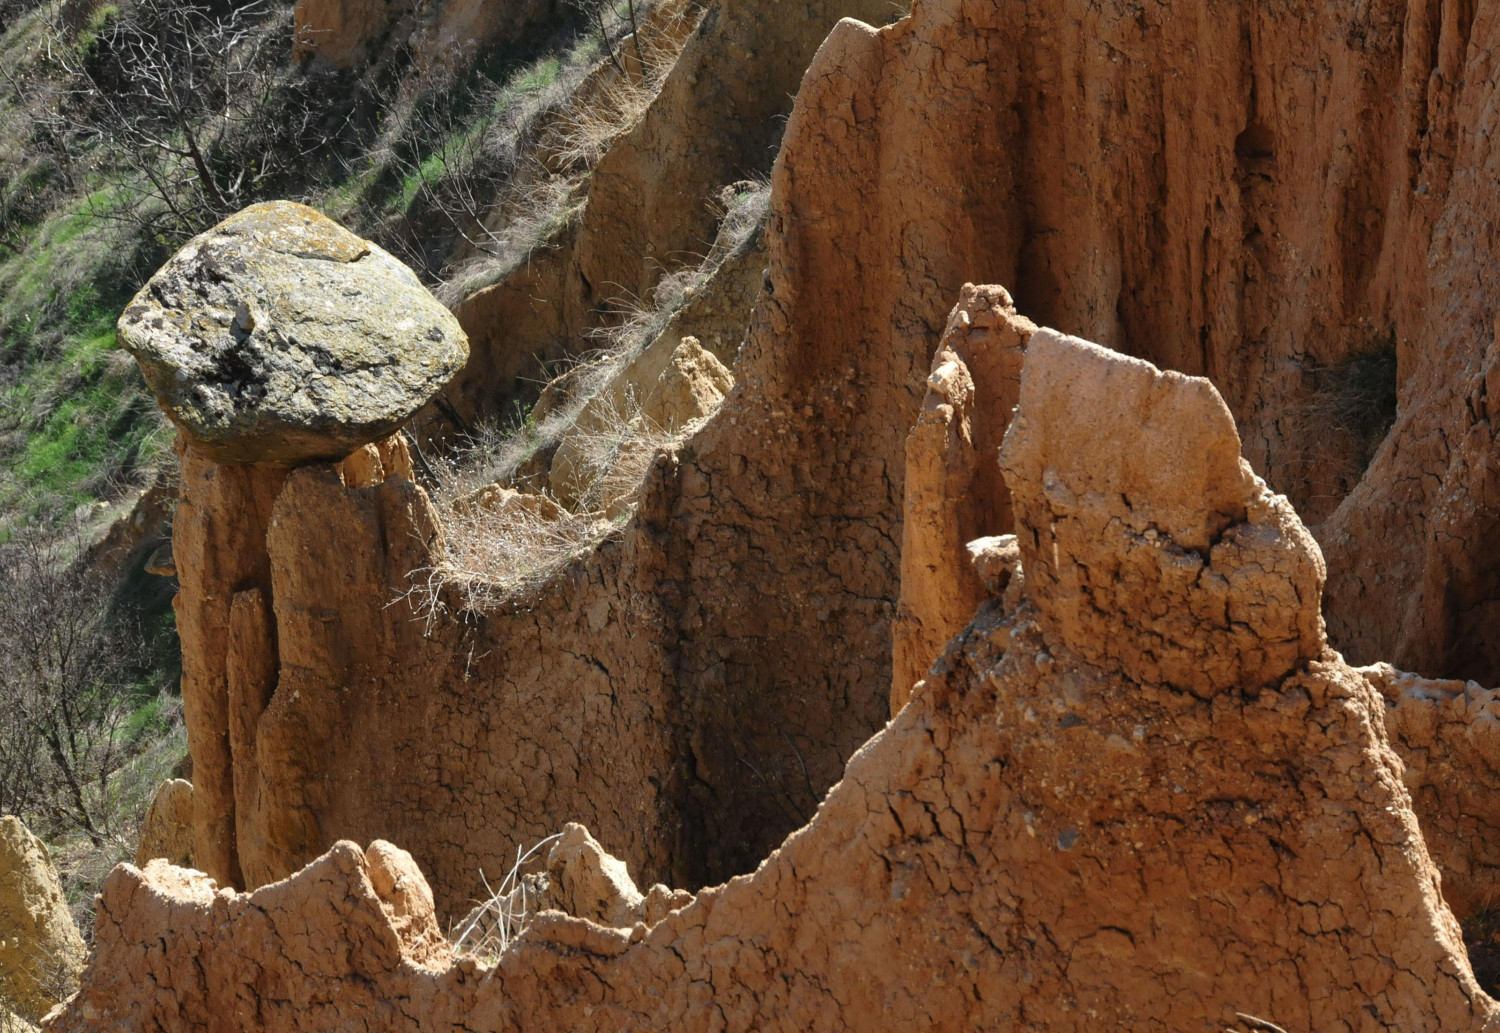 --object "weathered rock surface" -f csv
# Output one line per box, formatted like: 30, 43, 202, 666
52, 329, 1500, 1032
1003, 329, 1326, 698
363, 840, 451, 967
291, 0, 409, 69
146, 366, 688, 909
0, 817, 85, 1024
892, 284, 1032, 712
761, 0, 1416, 523
640, 336, 733, 431
1368, 662, 1500, 922
134, 780, 193, 869
118, 202, 466, 465
542, 822, 647, 928
966, 534, 1020, 598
